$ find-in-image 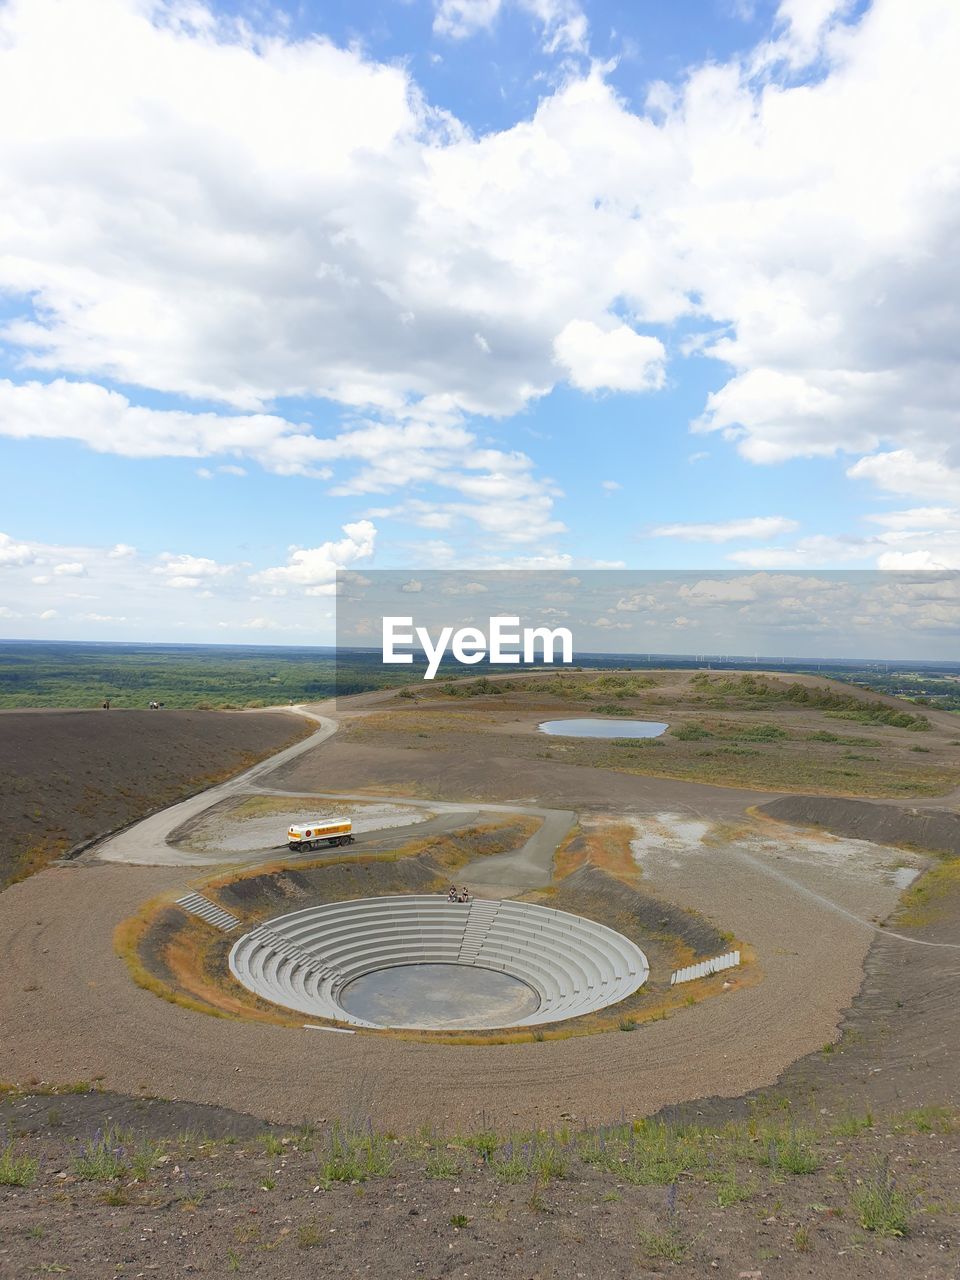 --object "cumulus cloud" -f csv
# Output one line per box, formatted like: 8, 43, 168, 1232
433, 0, 502, 39
250, 520, 377, 596
0, 0, 959, 552
0, 533, 35, 566
433, 0, 587, 52
649, 516, 799, 542
553, 321, 666, 393
154, 553, 236, 589
0, 379, 563, 547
